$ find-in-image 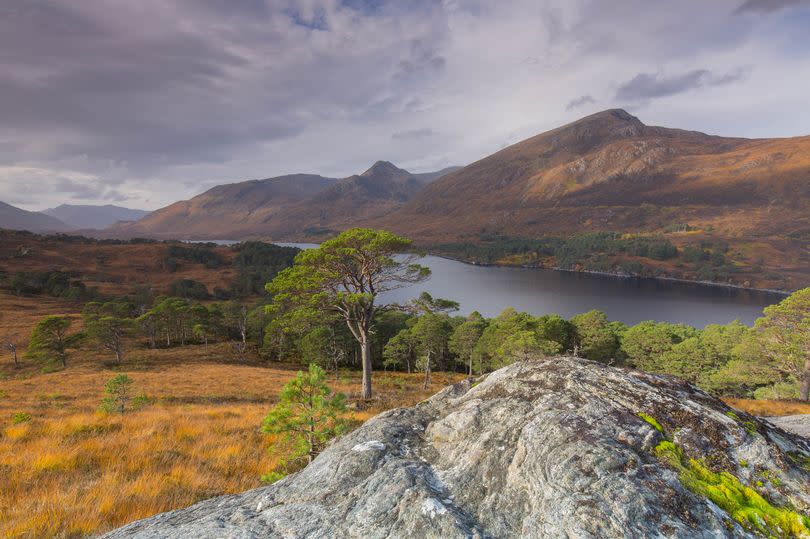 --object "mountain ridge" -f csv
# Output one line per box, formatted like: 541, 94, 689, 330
376, 109, 809, 246
0, 201, 72, 233
43, 204, 150, 230
108, 163, 458, 240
